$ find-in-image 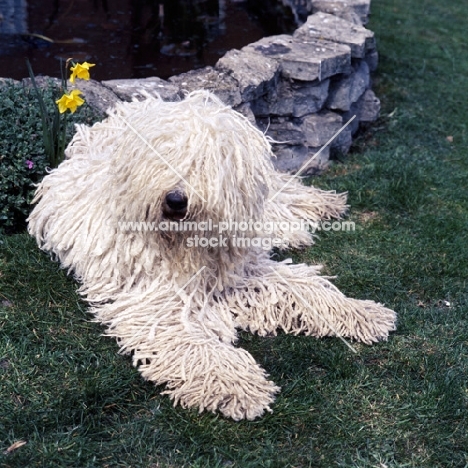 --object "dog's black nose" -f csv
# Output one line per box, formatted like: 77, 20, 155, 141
165, 191, 188, 211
